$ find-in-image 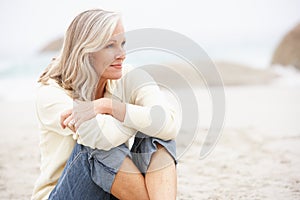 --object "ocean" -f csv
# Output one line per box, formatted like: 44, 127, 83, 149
0, 46, 300, 102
